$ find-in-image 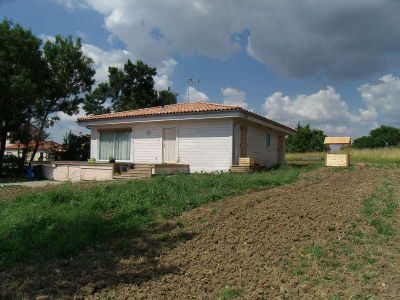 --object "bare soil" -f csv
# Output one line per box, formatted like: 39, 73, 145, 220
1, 167, 399, 299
